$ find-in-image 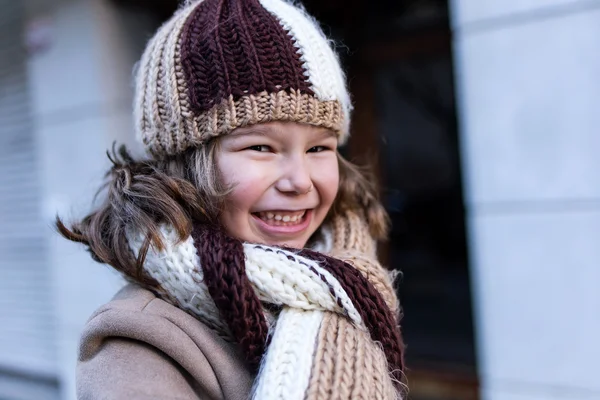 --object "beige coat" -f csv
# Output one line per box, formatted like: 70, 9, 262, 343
77, 284, 254, 399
